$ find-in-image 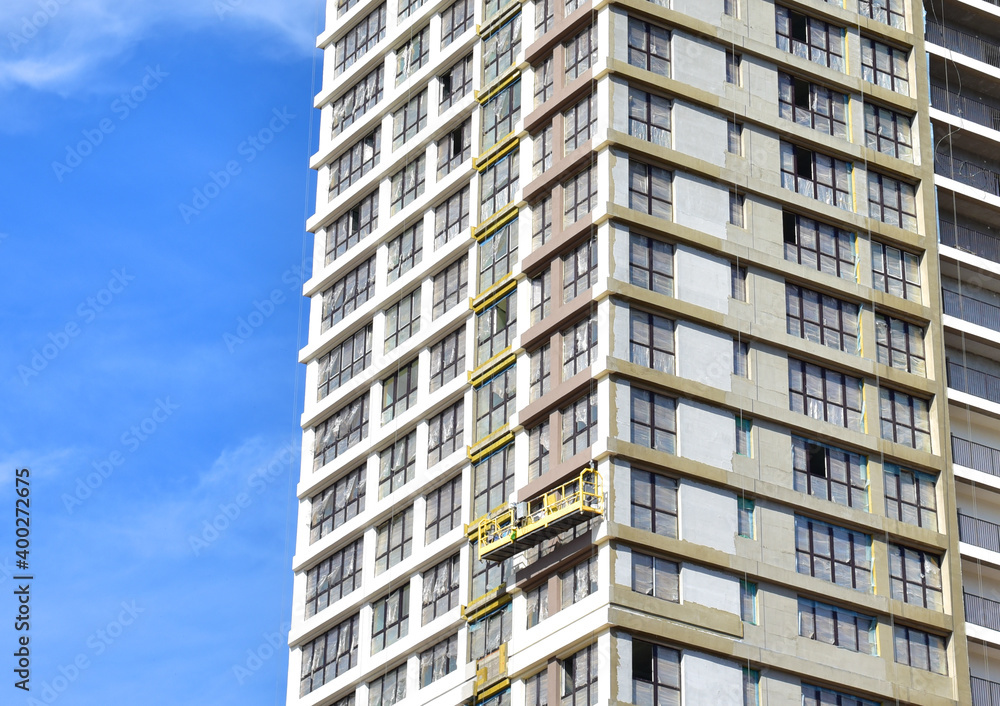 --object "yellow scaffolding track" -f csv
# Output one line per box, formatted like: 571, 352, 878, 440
476, 468, 604, 561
